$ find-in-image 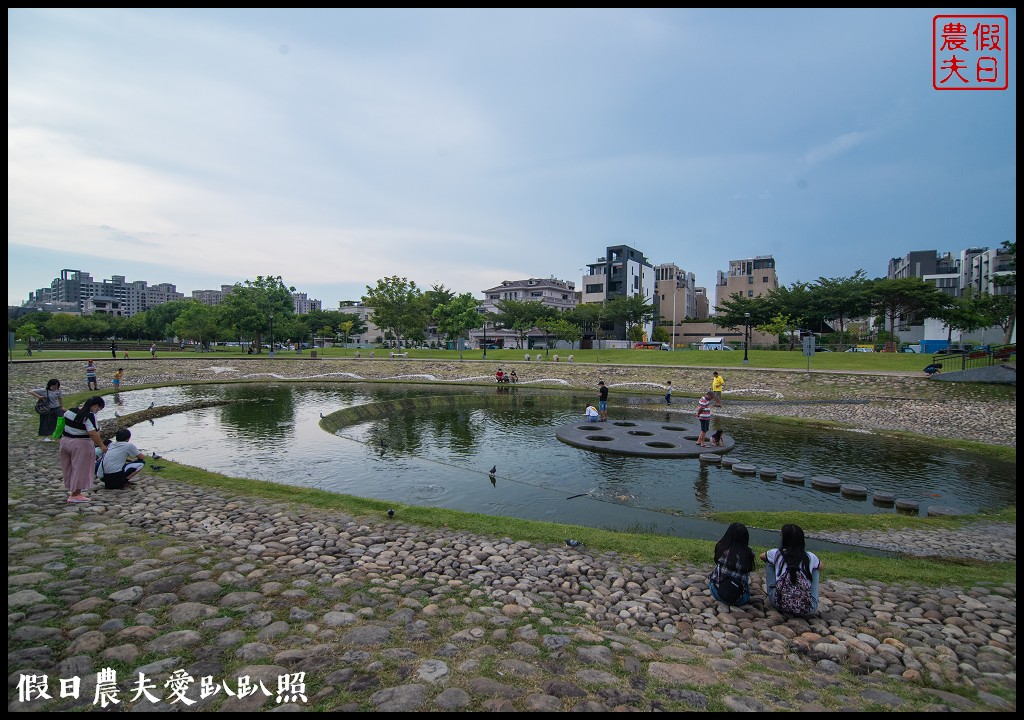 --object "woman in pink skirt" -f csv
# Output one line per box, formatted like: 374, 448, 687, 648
59, 396, 107, 503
